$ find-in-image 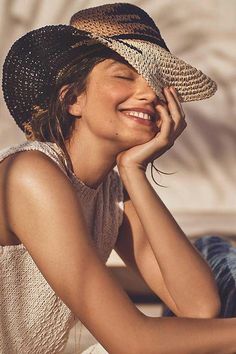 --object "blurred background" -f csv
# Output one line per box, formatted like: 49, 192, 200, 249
0, 0, 236, 319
